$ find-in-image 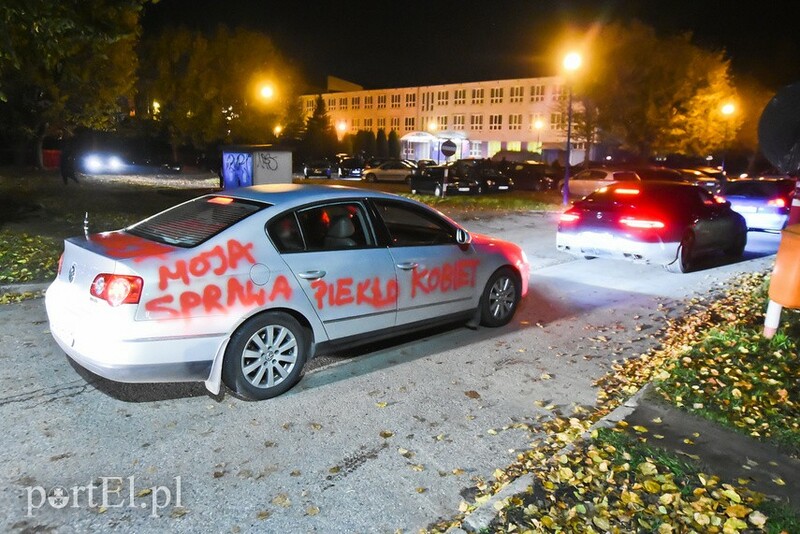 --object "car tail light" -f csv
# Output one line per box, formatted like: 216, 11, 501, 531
713, 195, 727, 204
57, 254, 64, 275
559, 211, 581, 223
767, 198, 787, 208
620, 217, 665, 229
90, 274, 143, 307
615, 188, 640, 195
